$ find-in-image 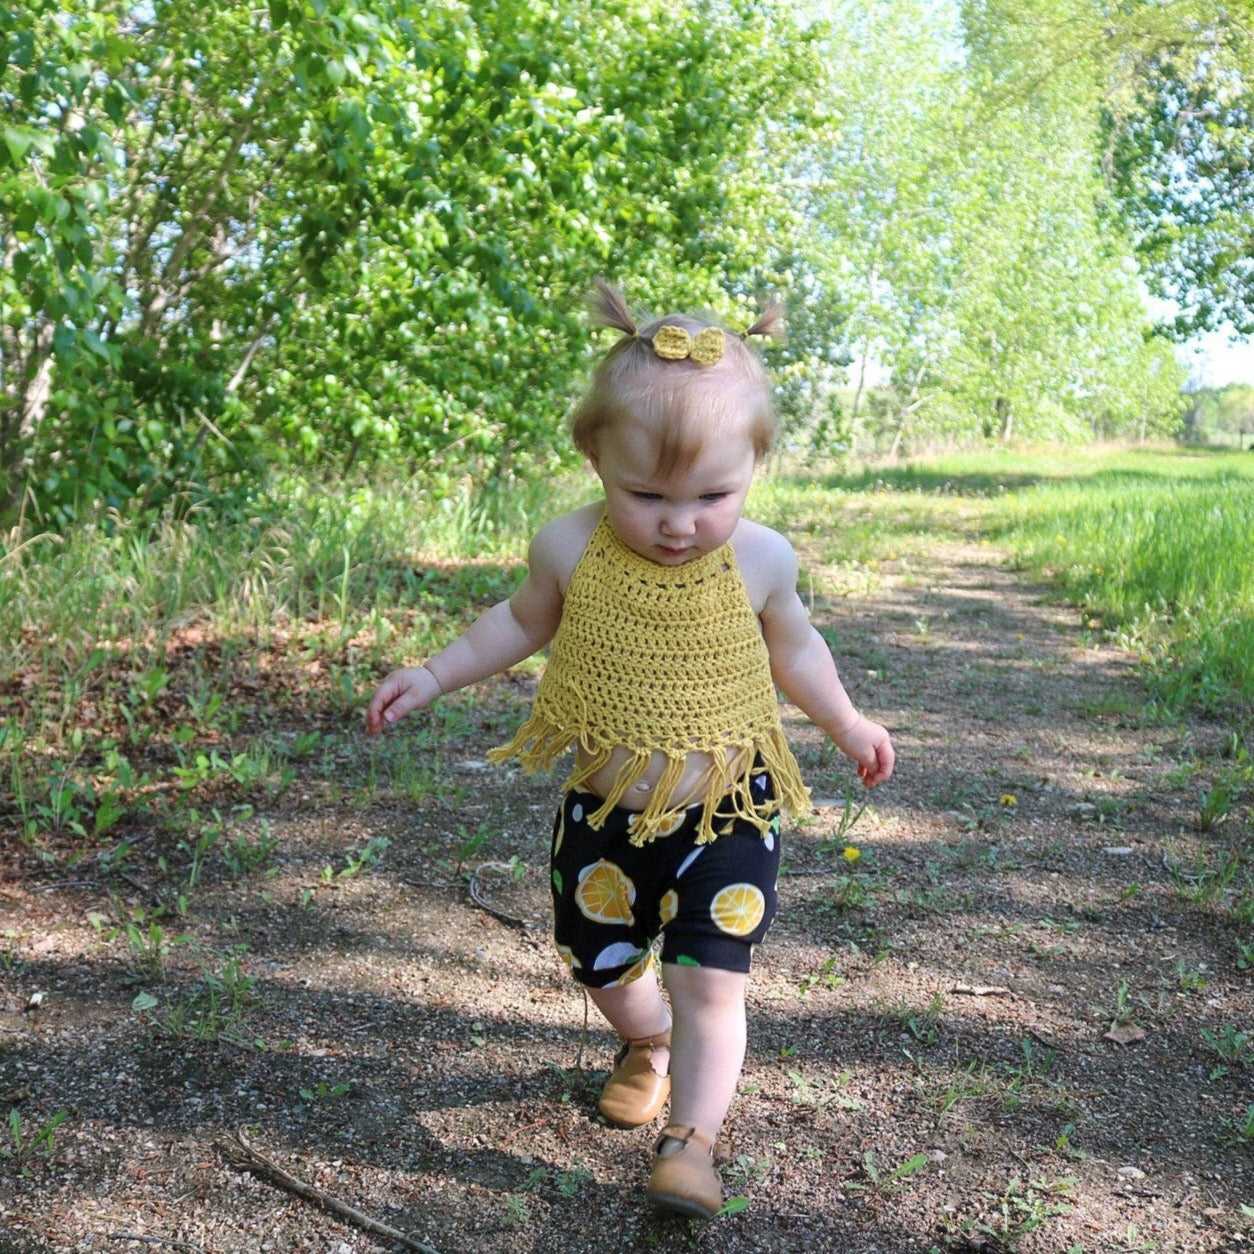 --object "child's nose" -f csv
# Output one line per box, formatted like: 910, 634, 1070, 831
661, 508, 696, 536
